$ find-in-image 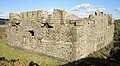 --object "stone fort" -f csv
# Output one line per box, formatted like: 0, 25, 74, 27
6, 9, 114, 61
